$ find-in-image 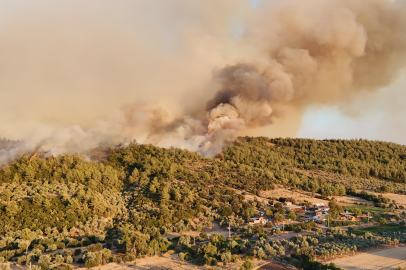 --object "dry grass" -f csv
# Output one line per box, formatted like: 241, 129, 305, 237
70, 255, 270, 270
334, 195, 372, 206
331, 245, 406, 270
380, 193, 406, 208
234, 185, 368, 207
260, 187, 330, 205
